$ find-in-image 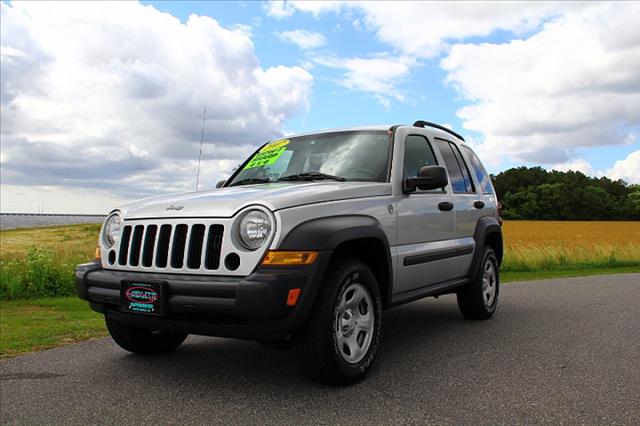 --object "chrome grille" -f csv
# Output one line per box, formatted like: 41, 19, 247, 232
111, 222, 224, 272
